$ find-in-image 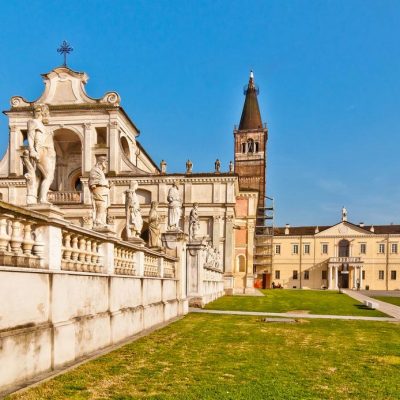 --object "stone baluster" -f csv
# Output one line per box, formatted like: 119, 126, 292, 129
62, 232, 72, 270
71, 235, 79, 270
10, 219, 23, 255
0, 217, 10, 252
78, 236, 87, 270
85, 239, 92, 271
96, 242, 103, 272
22, 222, 35, 264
